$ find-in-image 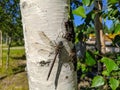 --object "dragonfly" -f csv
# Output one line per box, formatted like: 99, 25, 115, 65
47, 41, 63, 80
38, 31, 64, 81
